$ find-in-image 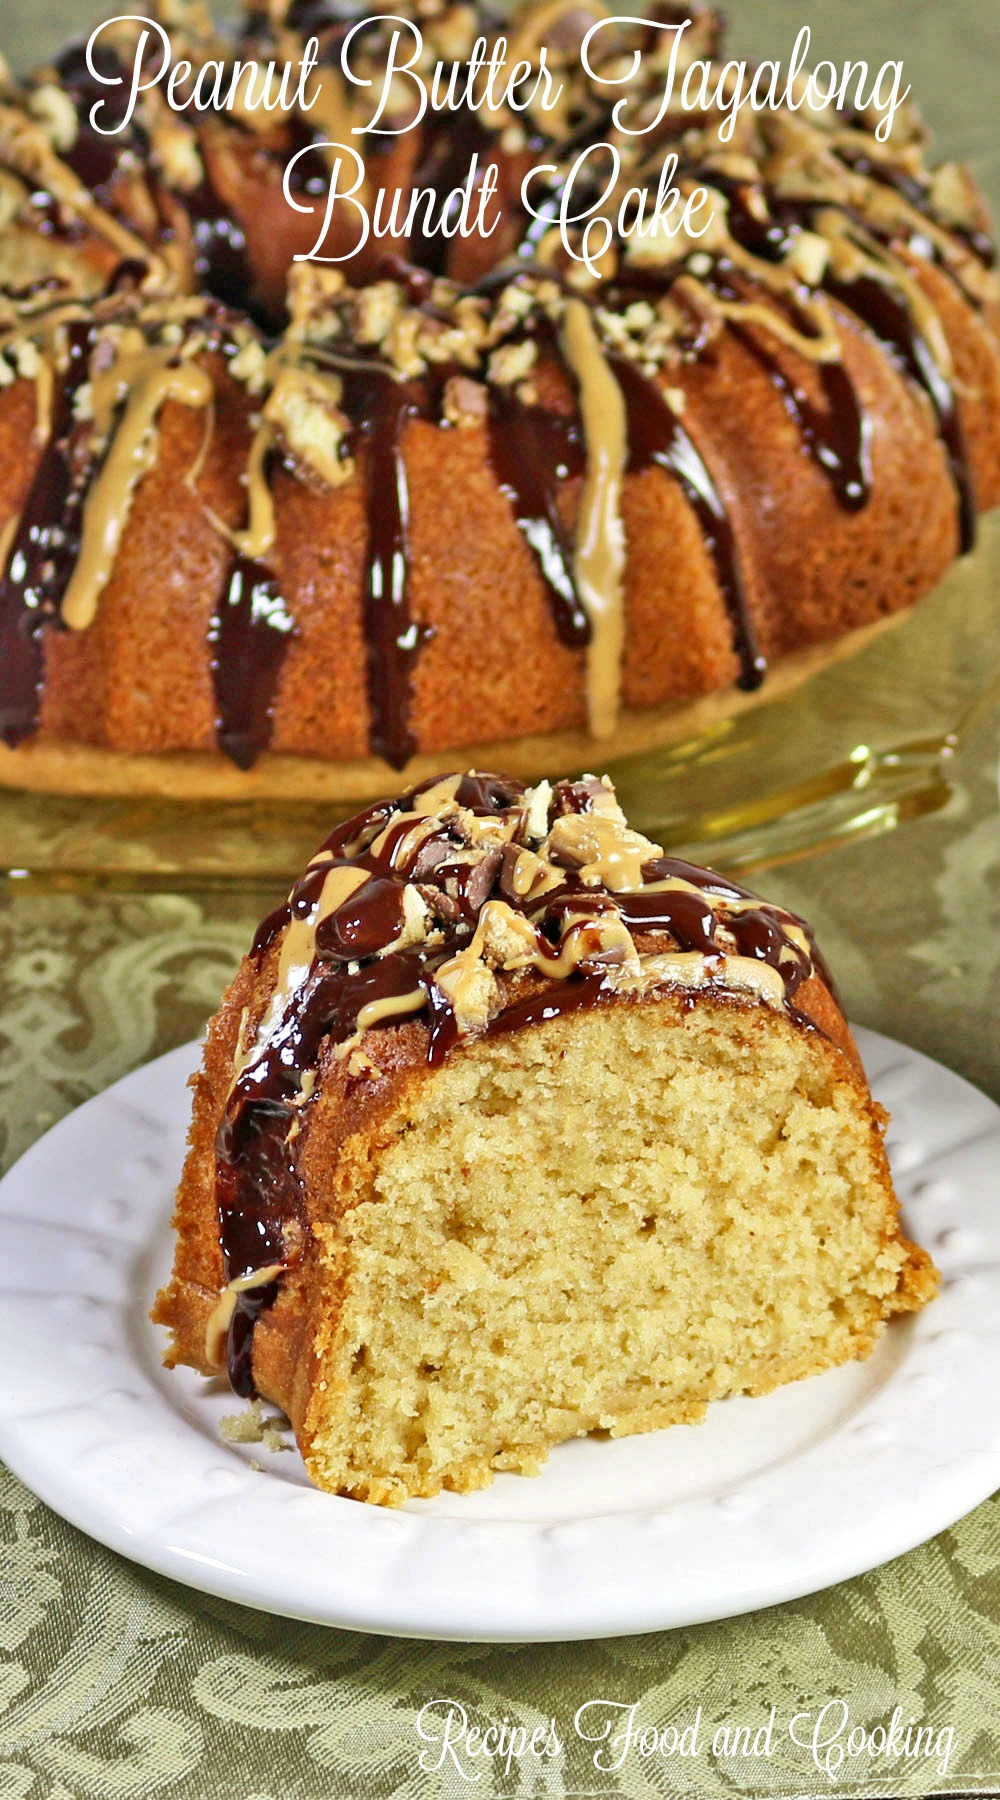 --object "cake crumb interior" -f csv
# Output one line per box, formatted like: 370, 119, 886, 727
304, 1001, 913, 1505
